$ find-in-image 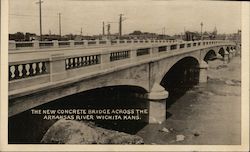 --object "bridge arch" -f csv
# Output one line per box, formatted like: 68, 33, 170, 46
94, 85, 147, 100
226, 46, 230, 53
46, 85, 148, 107
159, 56, 200, 105
9, 85, 149, 142
218, 47, 226, 57
204, 50, 217, 62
